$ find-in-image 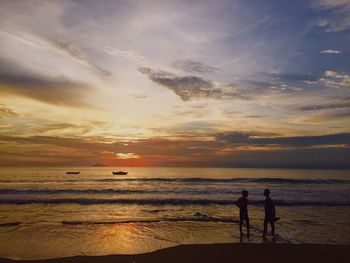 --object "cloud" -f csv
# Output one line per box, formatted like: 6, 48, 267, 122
138, 67, 254, 101
312, 0, 350, 31
297, 110, 350, 123
245, 115, 266, 118
0, 75, 92, 107
321, 70, 350, 88
324, 70, 338, 77
0, 59, 92, 107
115, 152, 140, 159
49, 38, 111, 77
0, 56, 96, 107
210, 147, 350, 169
261, 72, 318, 82
105, 47, 147, 63
32, 123, 91, 135
0, 31, 111, 78
0, 104, 19, 118
1, 132, 349, 168
299, 100, 350, 111
216, 131, 350, 147
131, 94, 147, 99
321, 49, 343, 54
172, 59, 218, 74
